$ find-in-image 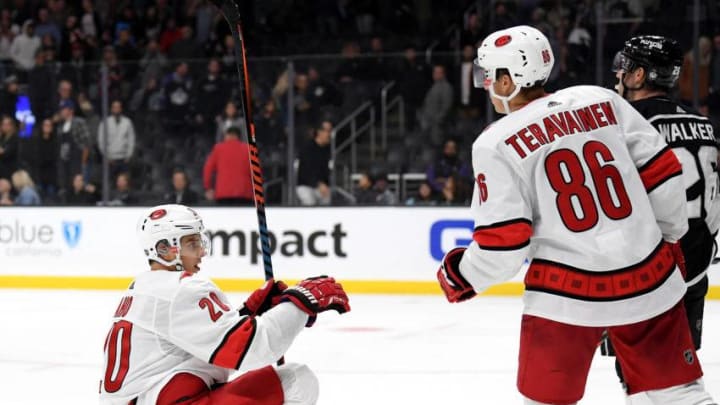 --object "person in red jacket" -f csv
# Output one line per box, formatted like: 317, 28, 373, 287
203, 126, 253, 205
